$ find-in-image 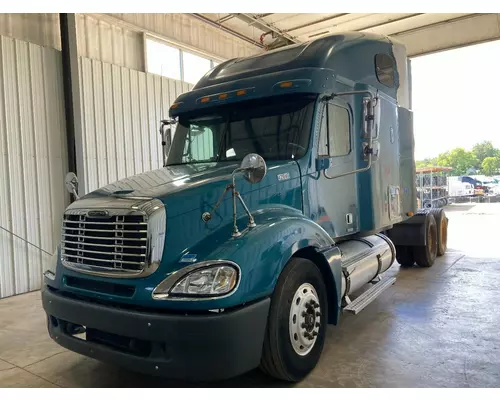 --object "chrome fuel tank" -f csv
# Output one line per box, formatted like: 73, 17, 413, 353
339, 233, 396, 297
